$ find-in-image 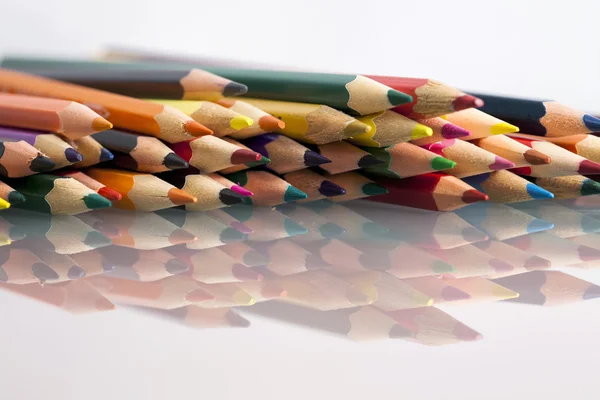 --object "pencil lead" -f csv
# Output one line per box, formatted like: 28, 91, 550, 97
363, 183, 388, 196
319, 180, 346, 197
441, 123, 471, 139
583, 114, 600, 132
221, 227, 248, 243
581, 217, 600, 234
490, 121, 519, 135
163, 153, 189, 170
165, 259, 189, 275
342, 120, 372, 138
231, 149, 262, 165
386, 89, 413, 106
97, 187, 123, 201
65, 148, 84, 163
92, 117, 113, 132
167, 188, 198, 205
525, 184, 554, 200
230, 115, 253, 130
259, 115, 286, 131
228, 184, 253, 197
169, 228, 197, 245
524, 149, 551, 165
454, 324, 484, 342
0, 198, 9, 210
83, 193, 113, 210
431, 157, 456, 171
431, 260, 455, 274
184, 120, 213, 136
99, 148, 114, 162
83, 231, 112, 248
490, 156, 515, 170
581, 179, 600, 196
452, 94, 484, 111
579, 160, 600, 175
283, 186, 308, 202
461, 189, 488, 204
29, 155, 56, 172
226, 312, 252, 327
219, 189, 244, 206
389, 325, 413, 339
7, 191, 26, 205
358, 154, 385, 168
411, 124, 433, 140
304, 151, 331, 167
223, 82, 248, 97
